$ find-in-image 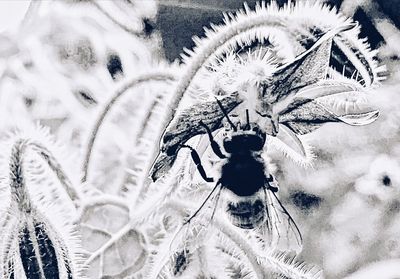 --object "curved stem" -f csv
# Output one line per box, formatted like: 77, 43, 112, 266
126, 91, 182, 207
9, 139, 31, 212
81, 71, 176, 183
30, 142, 80, 203
129, 161, 190, 226
76, 195, 129, 223
215, 217, 266, 279
158, 15, 287, 146
163, 199, 265, 278
163, 199, 321, 279
9, 138, 79, 212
